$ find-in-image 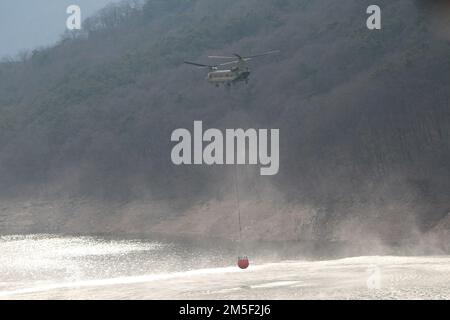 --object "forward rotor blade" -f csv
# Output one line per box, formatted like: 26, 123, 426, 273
218, 60, 240, 66
243, 50, 280, 59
